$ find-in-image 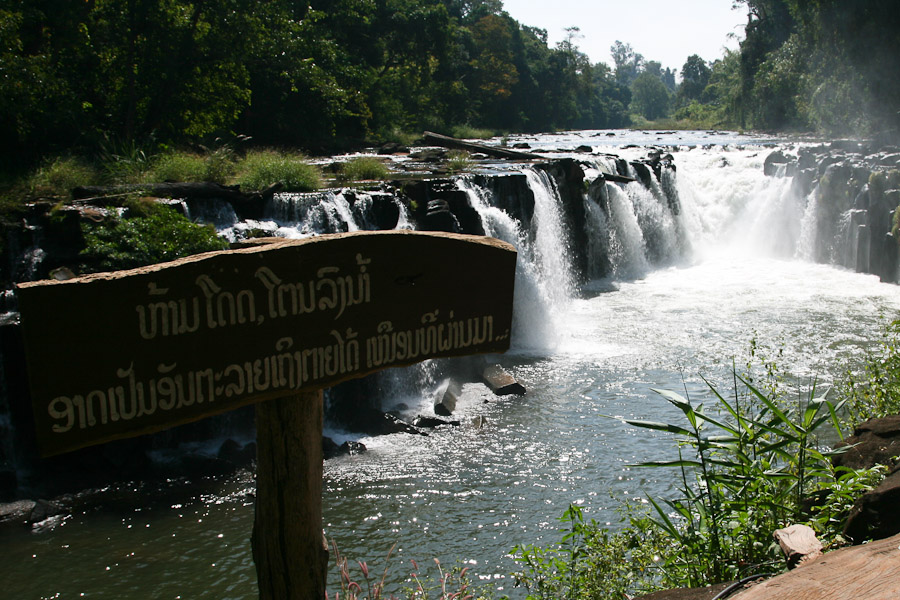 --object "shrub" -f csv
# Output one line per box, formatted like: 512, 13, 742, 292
336, 157, 390, 183
236, 149, 321, 192
80, 200, 229, 272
